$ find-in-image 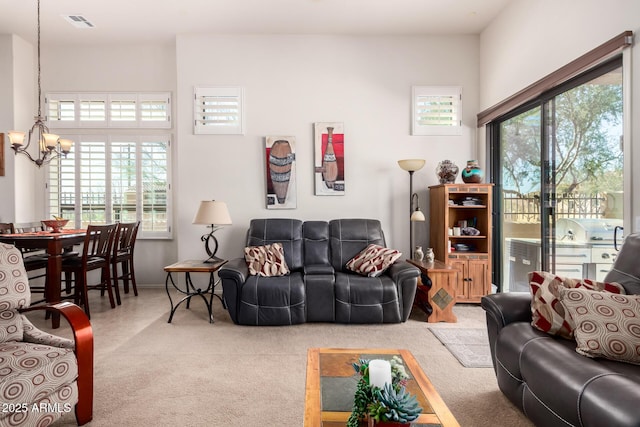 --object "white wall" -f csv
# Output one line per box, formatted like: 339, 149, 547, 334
3, 34, 480, 284
480, 0, 640, 229
175, 34, 480, 262
0, 35, 37, 224
0, 35, 16, 223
